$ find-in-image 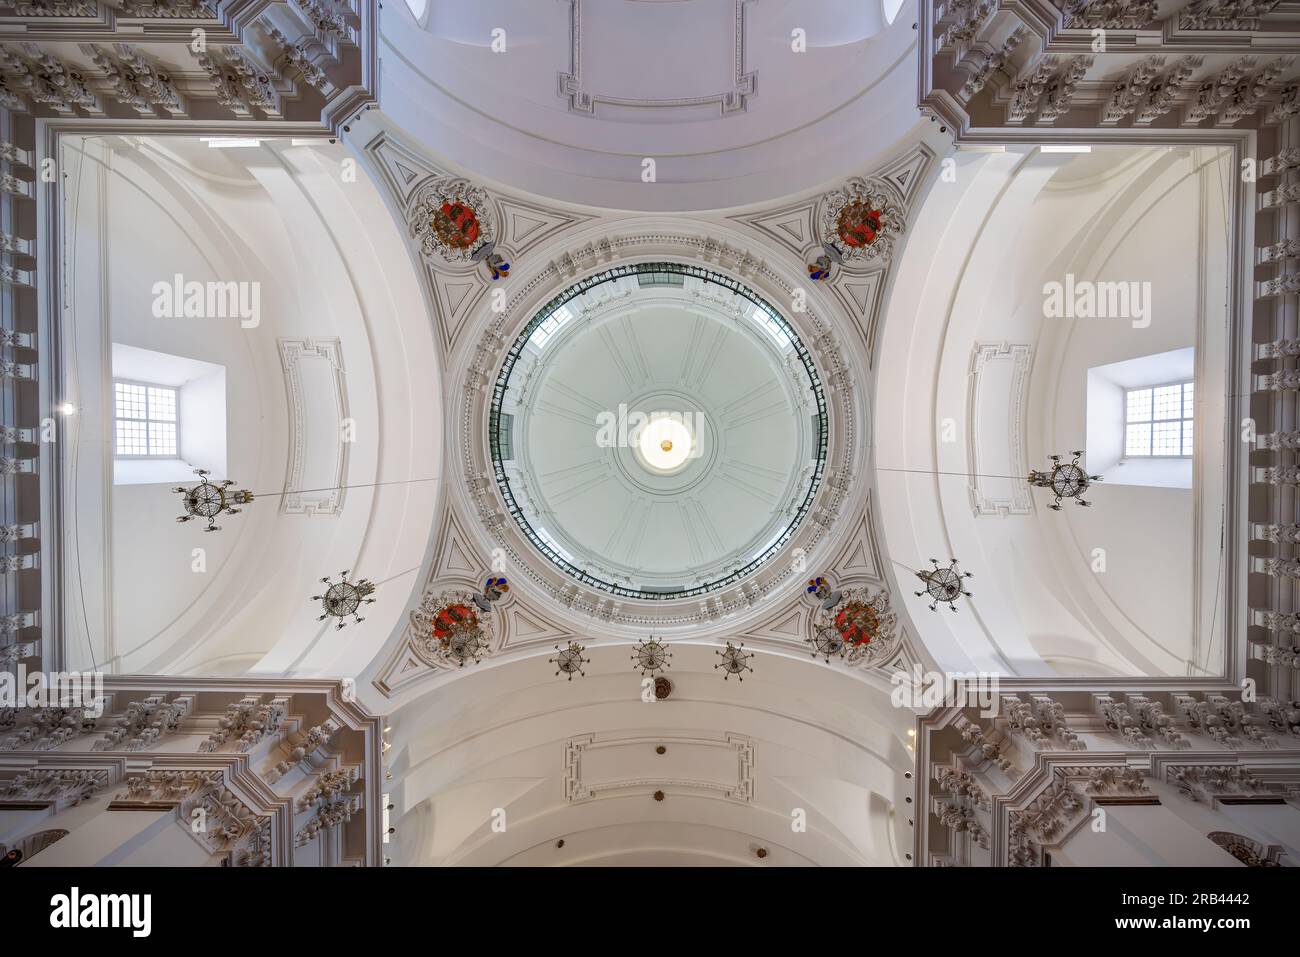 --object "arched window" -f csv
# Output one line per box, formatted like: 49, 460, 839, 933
0, 829, 70, 866
1207, 831, 1285, 867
